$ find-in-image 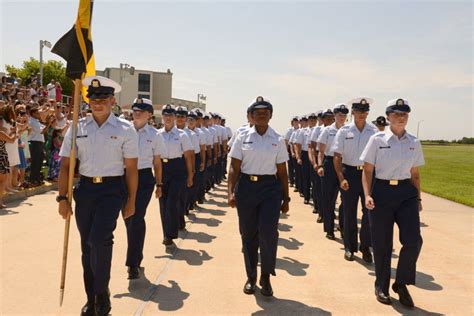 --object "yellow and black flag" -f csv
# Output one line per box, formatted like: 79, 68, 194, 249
52, 0, 96, 99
